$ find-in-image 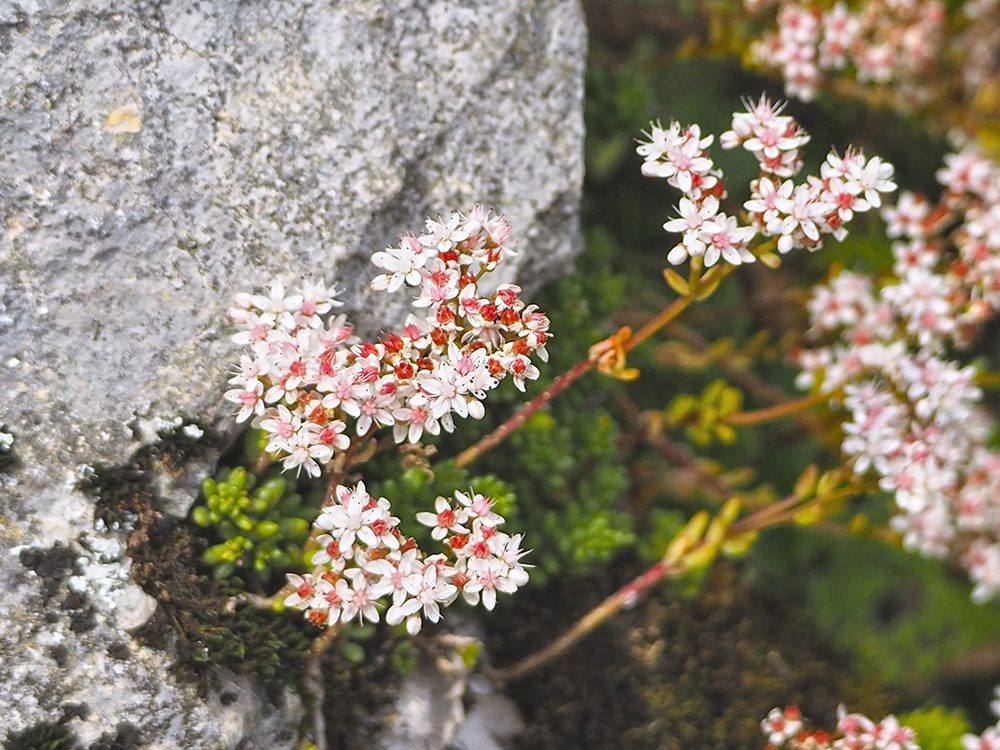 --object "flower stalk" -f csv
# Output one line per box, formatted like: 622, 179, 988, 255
455, 263, 732, 468
488, 480, 865, 685
724, 390, 831, 426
